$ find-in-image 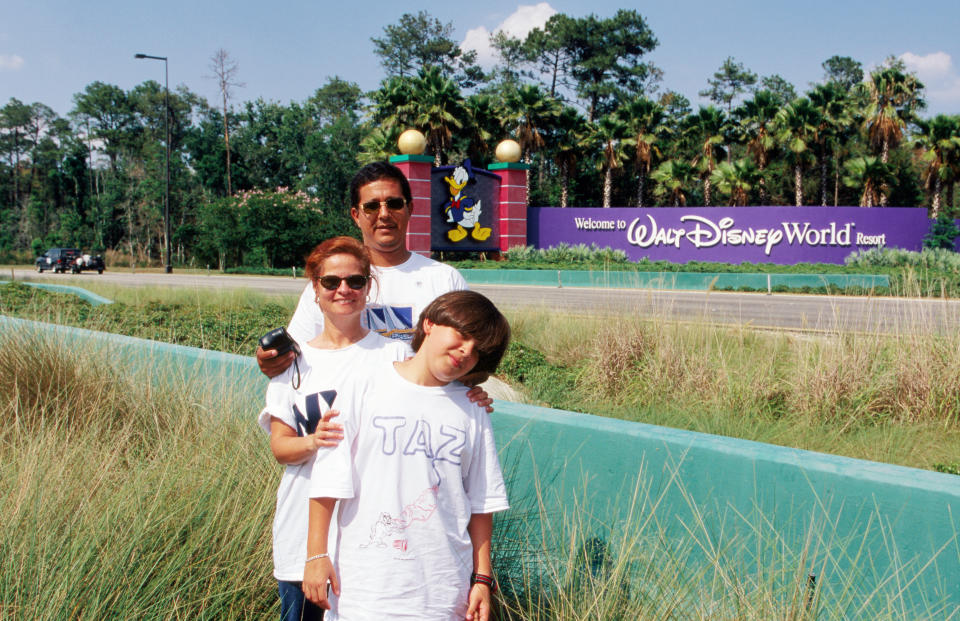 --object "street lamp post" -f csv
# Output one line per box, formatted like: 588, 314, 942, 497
134, 53, 172, 273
